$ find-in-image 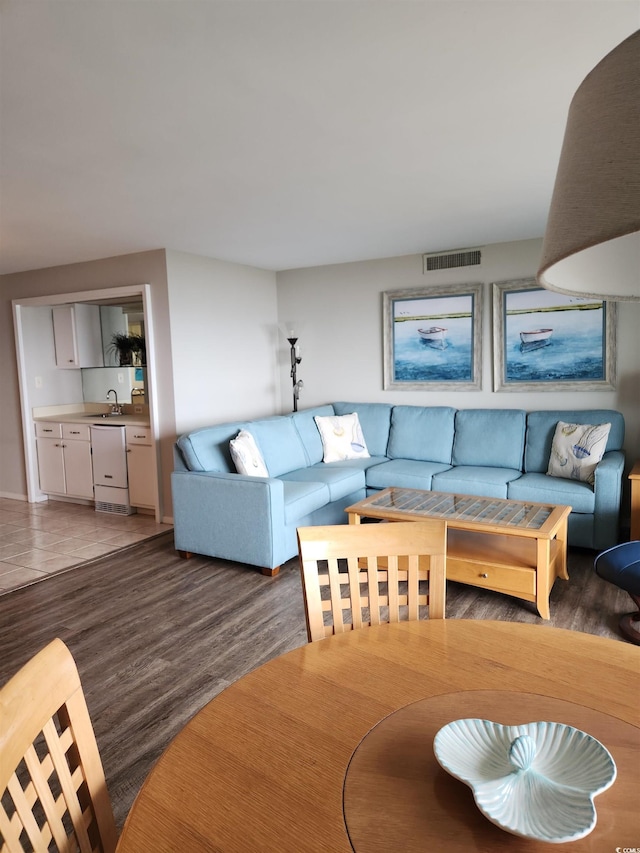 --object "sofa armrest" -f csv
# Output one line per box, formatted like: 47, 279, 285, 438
593, 450, 625, 549
171, 470, 287, 569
